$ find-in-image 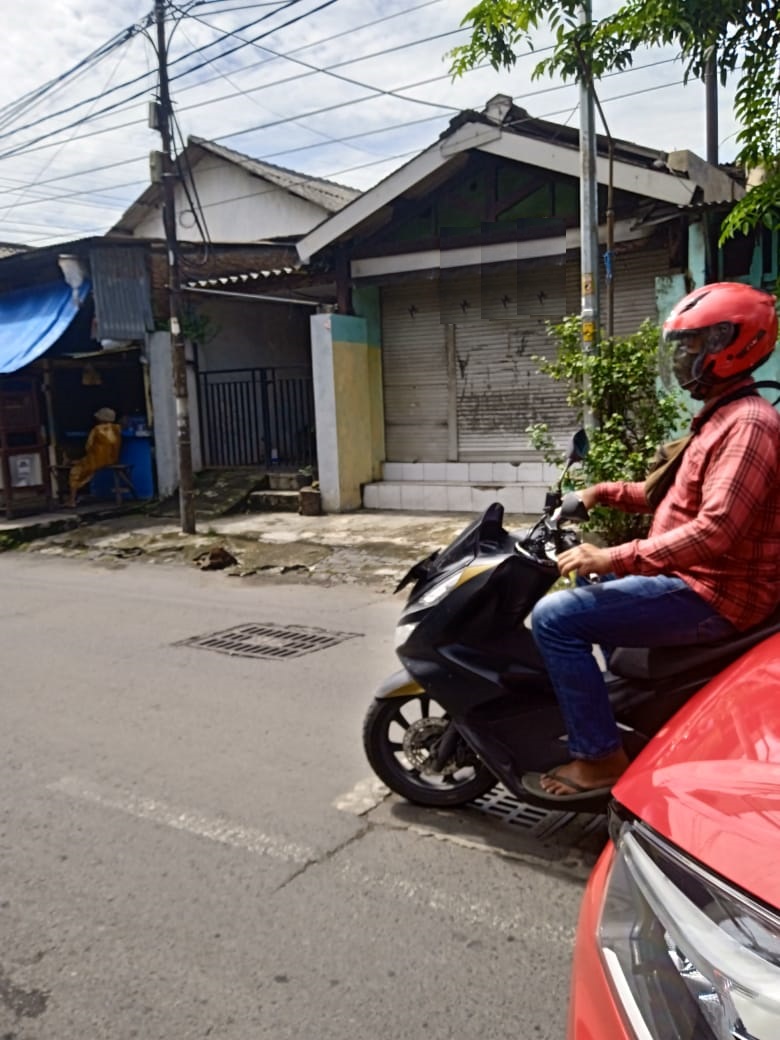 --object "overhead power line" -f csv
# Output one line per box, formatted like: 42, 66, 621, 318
1, 69, 693, 245
0, 60, 689, 230
0, 21, 474, 163
0, 17, 150, 132
0, 0, 455, 184
0, 1, 723, 245
0, 0, 311, 149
